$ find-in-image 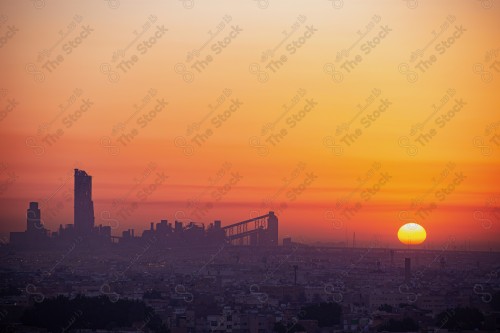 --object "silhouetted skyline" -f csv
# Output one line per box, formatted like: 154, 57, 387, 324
10, 168, 281, 249
1, 1, 499, 331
